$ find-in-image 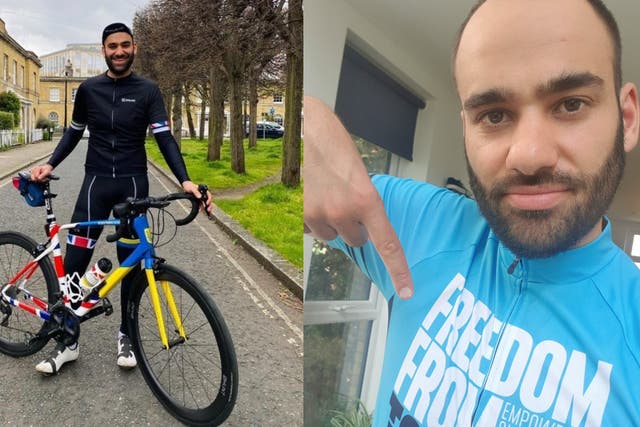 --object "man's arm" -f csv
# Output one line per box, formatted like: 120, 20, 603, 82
32, 84, 88, 181
303, 95, 414, 299
147, 85, 212, 213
